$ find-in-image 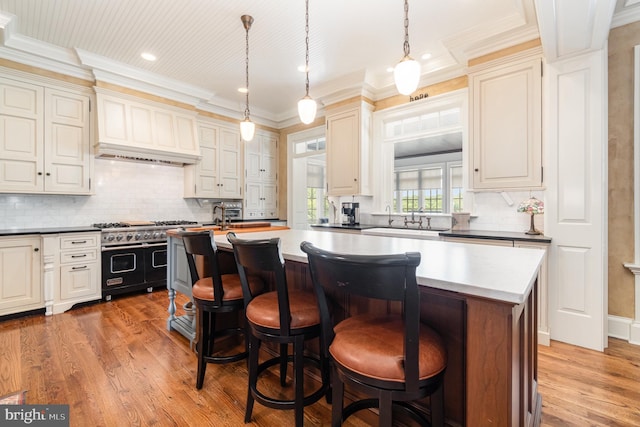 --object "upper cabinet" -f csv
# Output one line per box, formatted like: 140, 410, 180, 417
184, 120, 242, 199
0, 76, 93, 195
326, 101, 373, 196
95, 87, 200, 164
244, 131, 278, 219
469, 54, 543, 190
